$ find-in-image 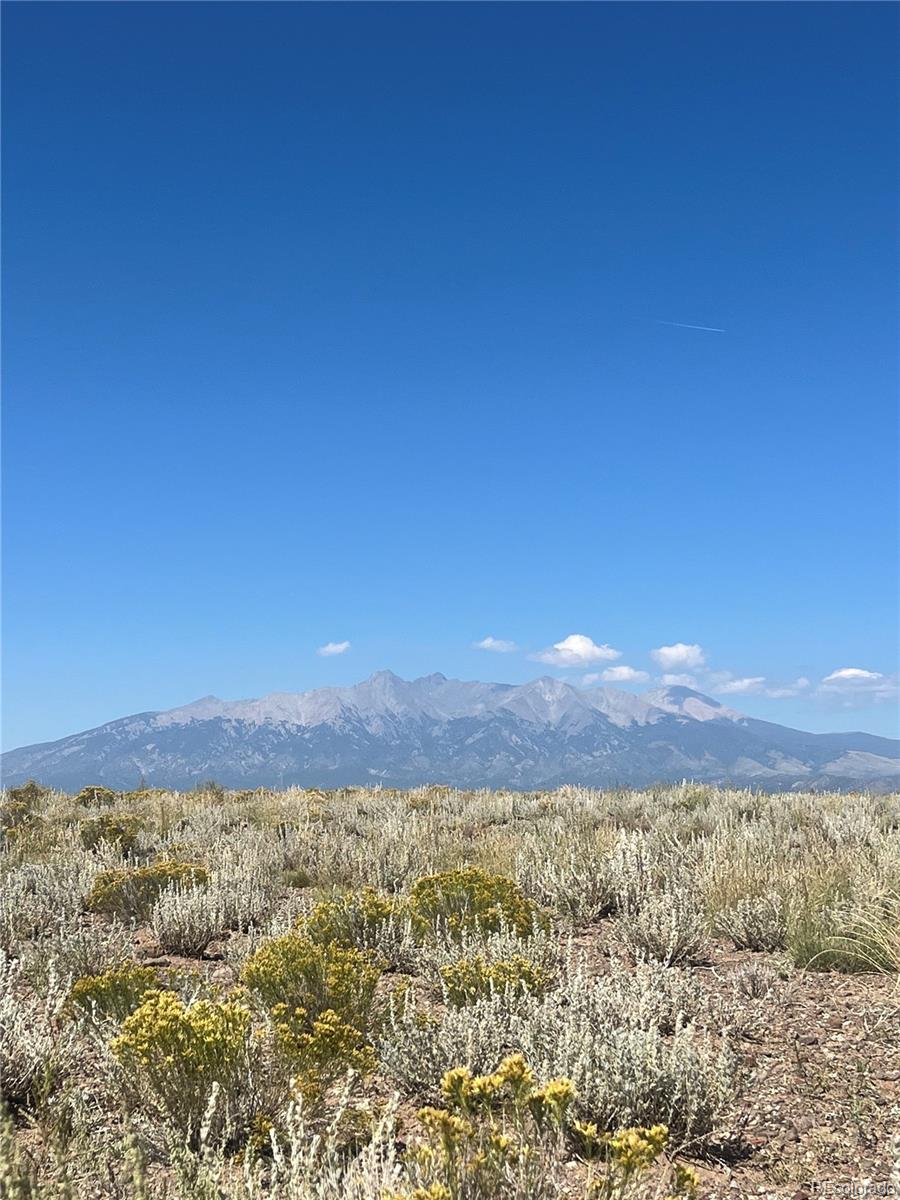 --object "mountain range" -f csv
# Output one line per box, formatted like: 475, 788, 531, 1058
2, 671, 898, 793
